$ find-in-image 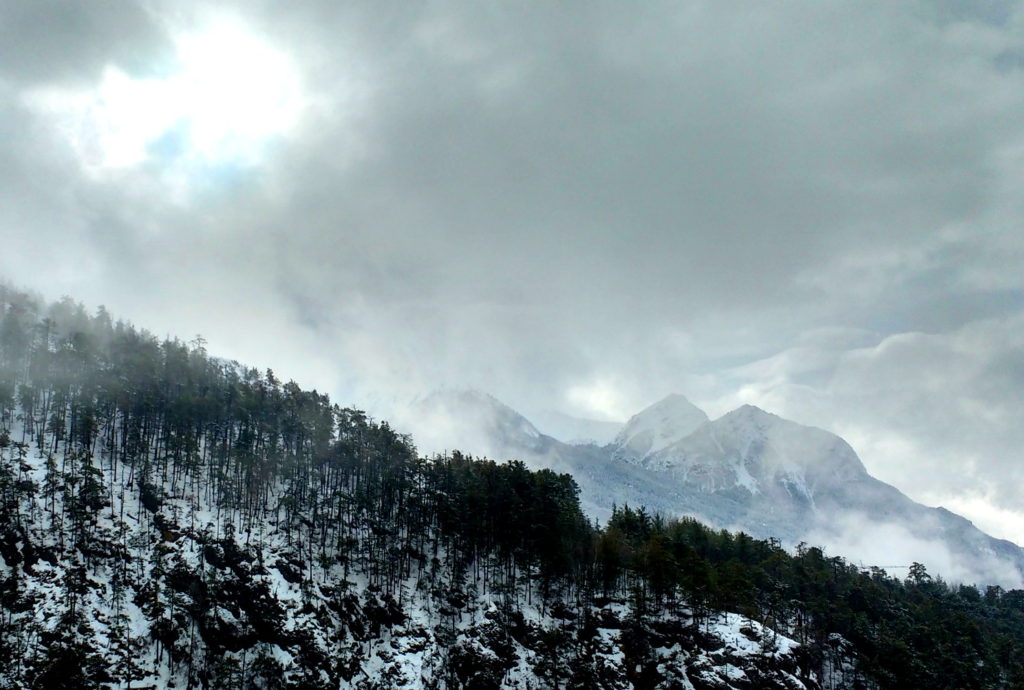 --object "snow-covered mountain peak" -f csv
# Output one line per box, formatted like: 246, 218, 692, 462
613, 393, 709, 461
648, 403, 870, 490
732, 403, 773, 417
717, 404, 782, 433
